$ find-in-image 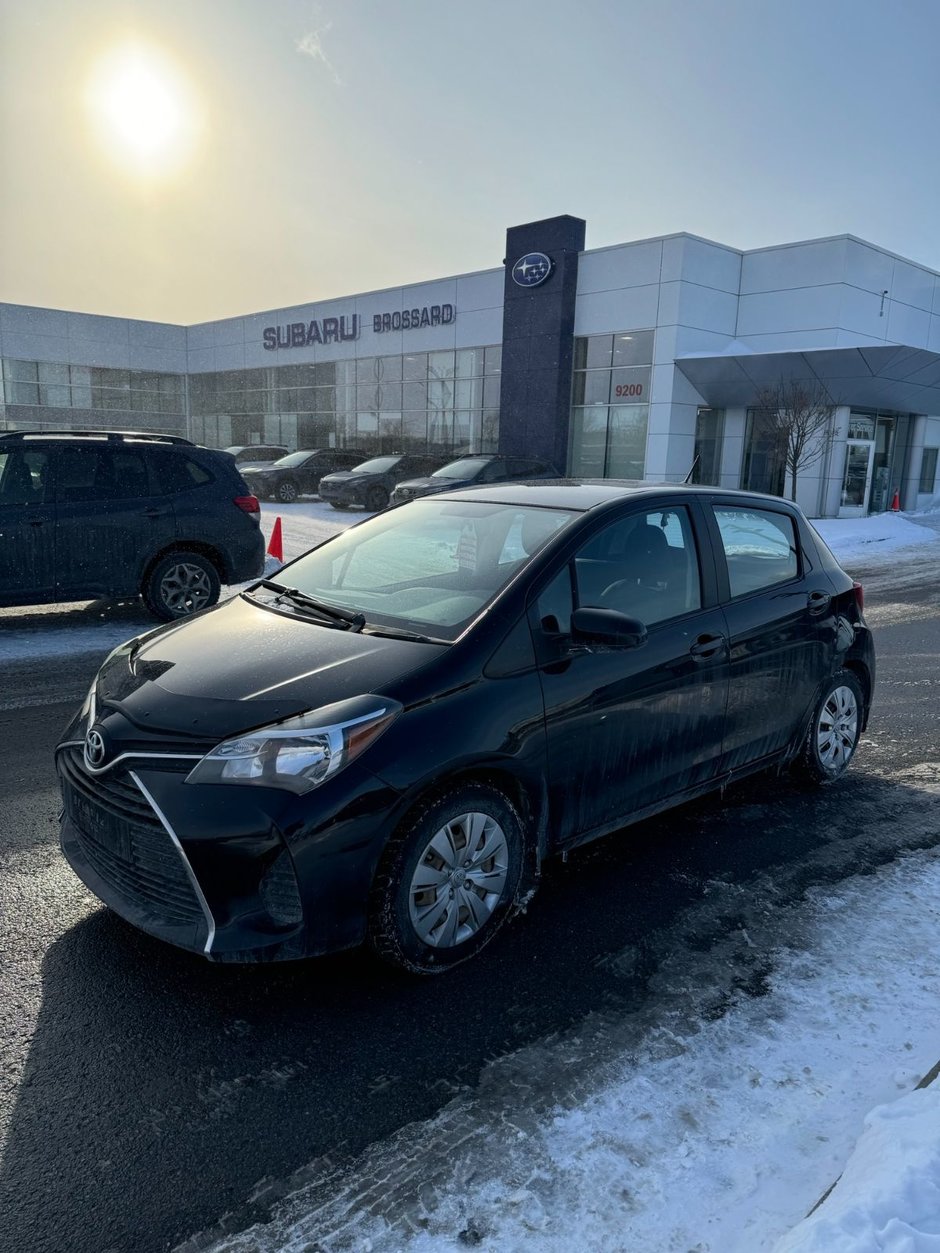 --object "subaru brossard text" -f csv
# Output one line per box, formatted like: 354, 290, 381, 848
56, 482, 875, 974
